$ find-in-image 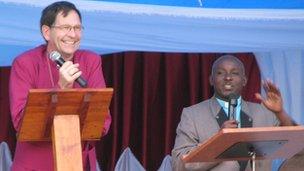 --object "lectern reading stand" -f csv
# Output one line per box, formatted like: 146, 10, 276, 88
17, 88, 113, 171
182, 126, 304, 170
